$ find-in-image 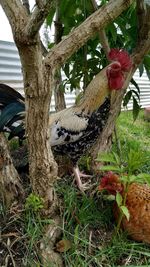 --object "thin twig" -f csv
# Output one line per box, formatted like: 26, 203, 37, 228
2, 241, 16, 267
90, 0, 110, 59
88, 230, 93, 254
